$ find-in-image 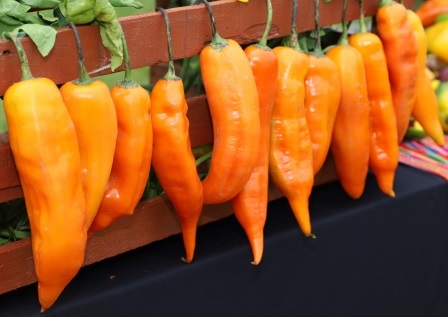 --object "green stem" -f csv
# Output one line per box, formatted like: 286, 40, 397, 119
313, 0, 324, 57
156, 7, 179, 80
195, 0, 228, 51
195, 150, 212, 167
8, 34, 33, 81
258, 0, 273, 47
70, 22, 94, 86
358, 0, 367, 33
337, 0, 349, 45
284, 0, 302, 51
117, 25, 138, 87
